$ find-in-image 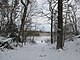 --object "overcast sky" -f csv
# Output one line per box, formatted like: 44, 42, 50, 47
32, 0, 51, 32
